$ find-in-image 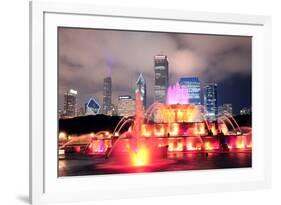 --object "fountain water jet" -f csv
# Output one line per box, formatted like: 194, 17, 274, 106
98, 91, 175, 171
60, 86, 252, 173
166, 82, 189, 105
